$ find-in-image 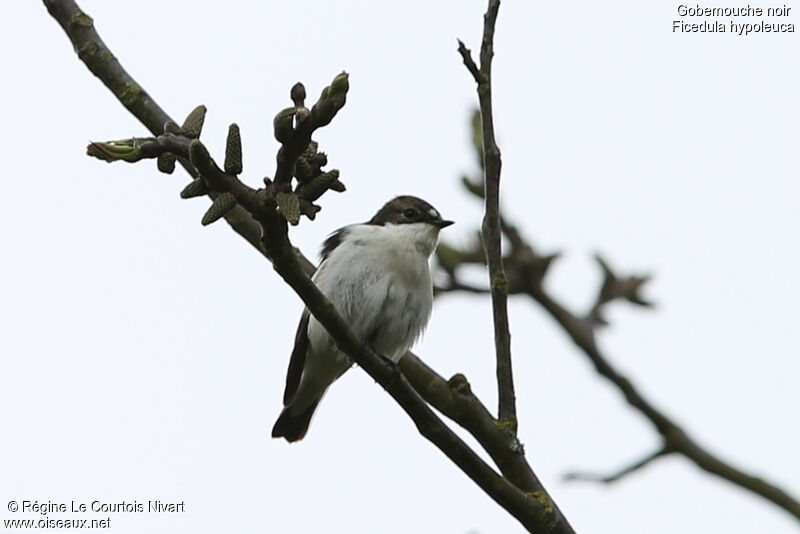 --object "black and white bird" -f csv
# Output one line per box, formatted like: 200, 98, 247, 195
271, 195, 453, 442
